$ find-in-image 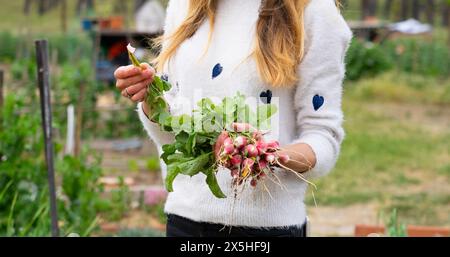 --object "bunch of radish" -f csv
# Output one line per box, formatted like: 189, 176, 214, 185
216, 125, 289, 188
